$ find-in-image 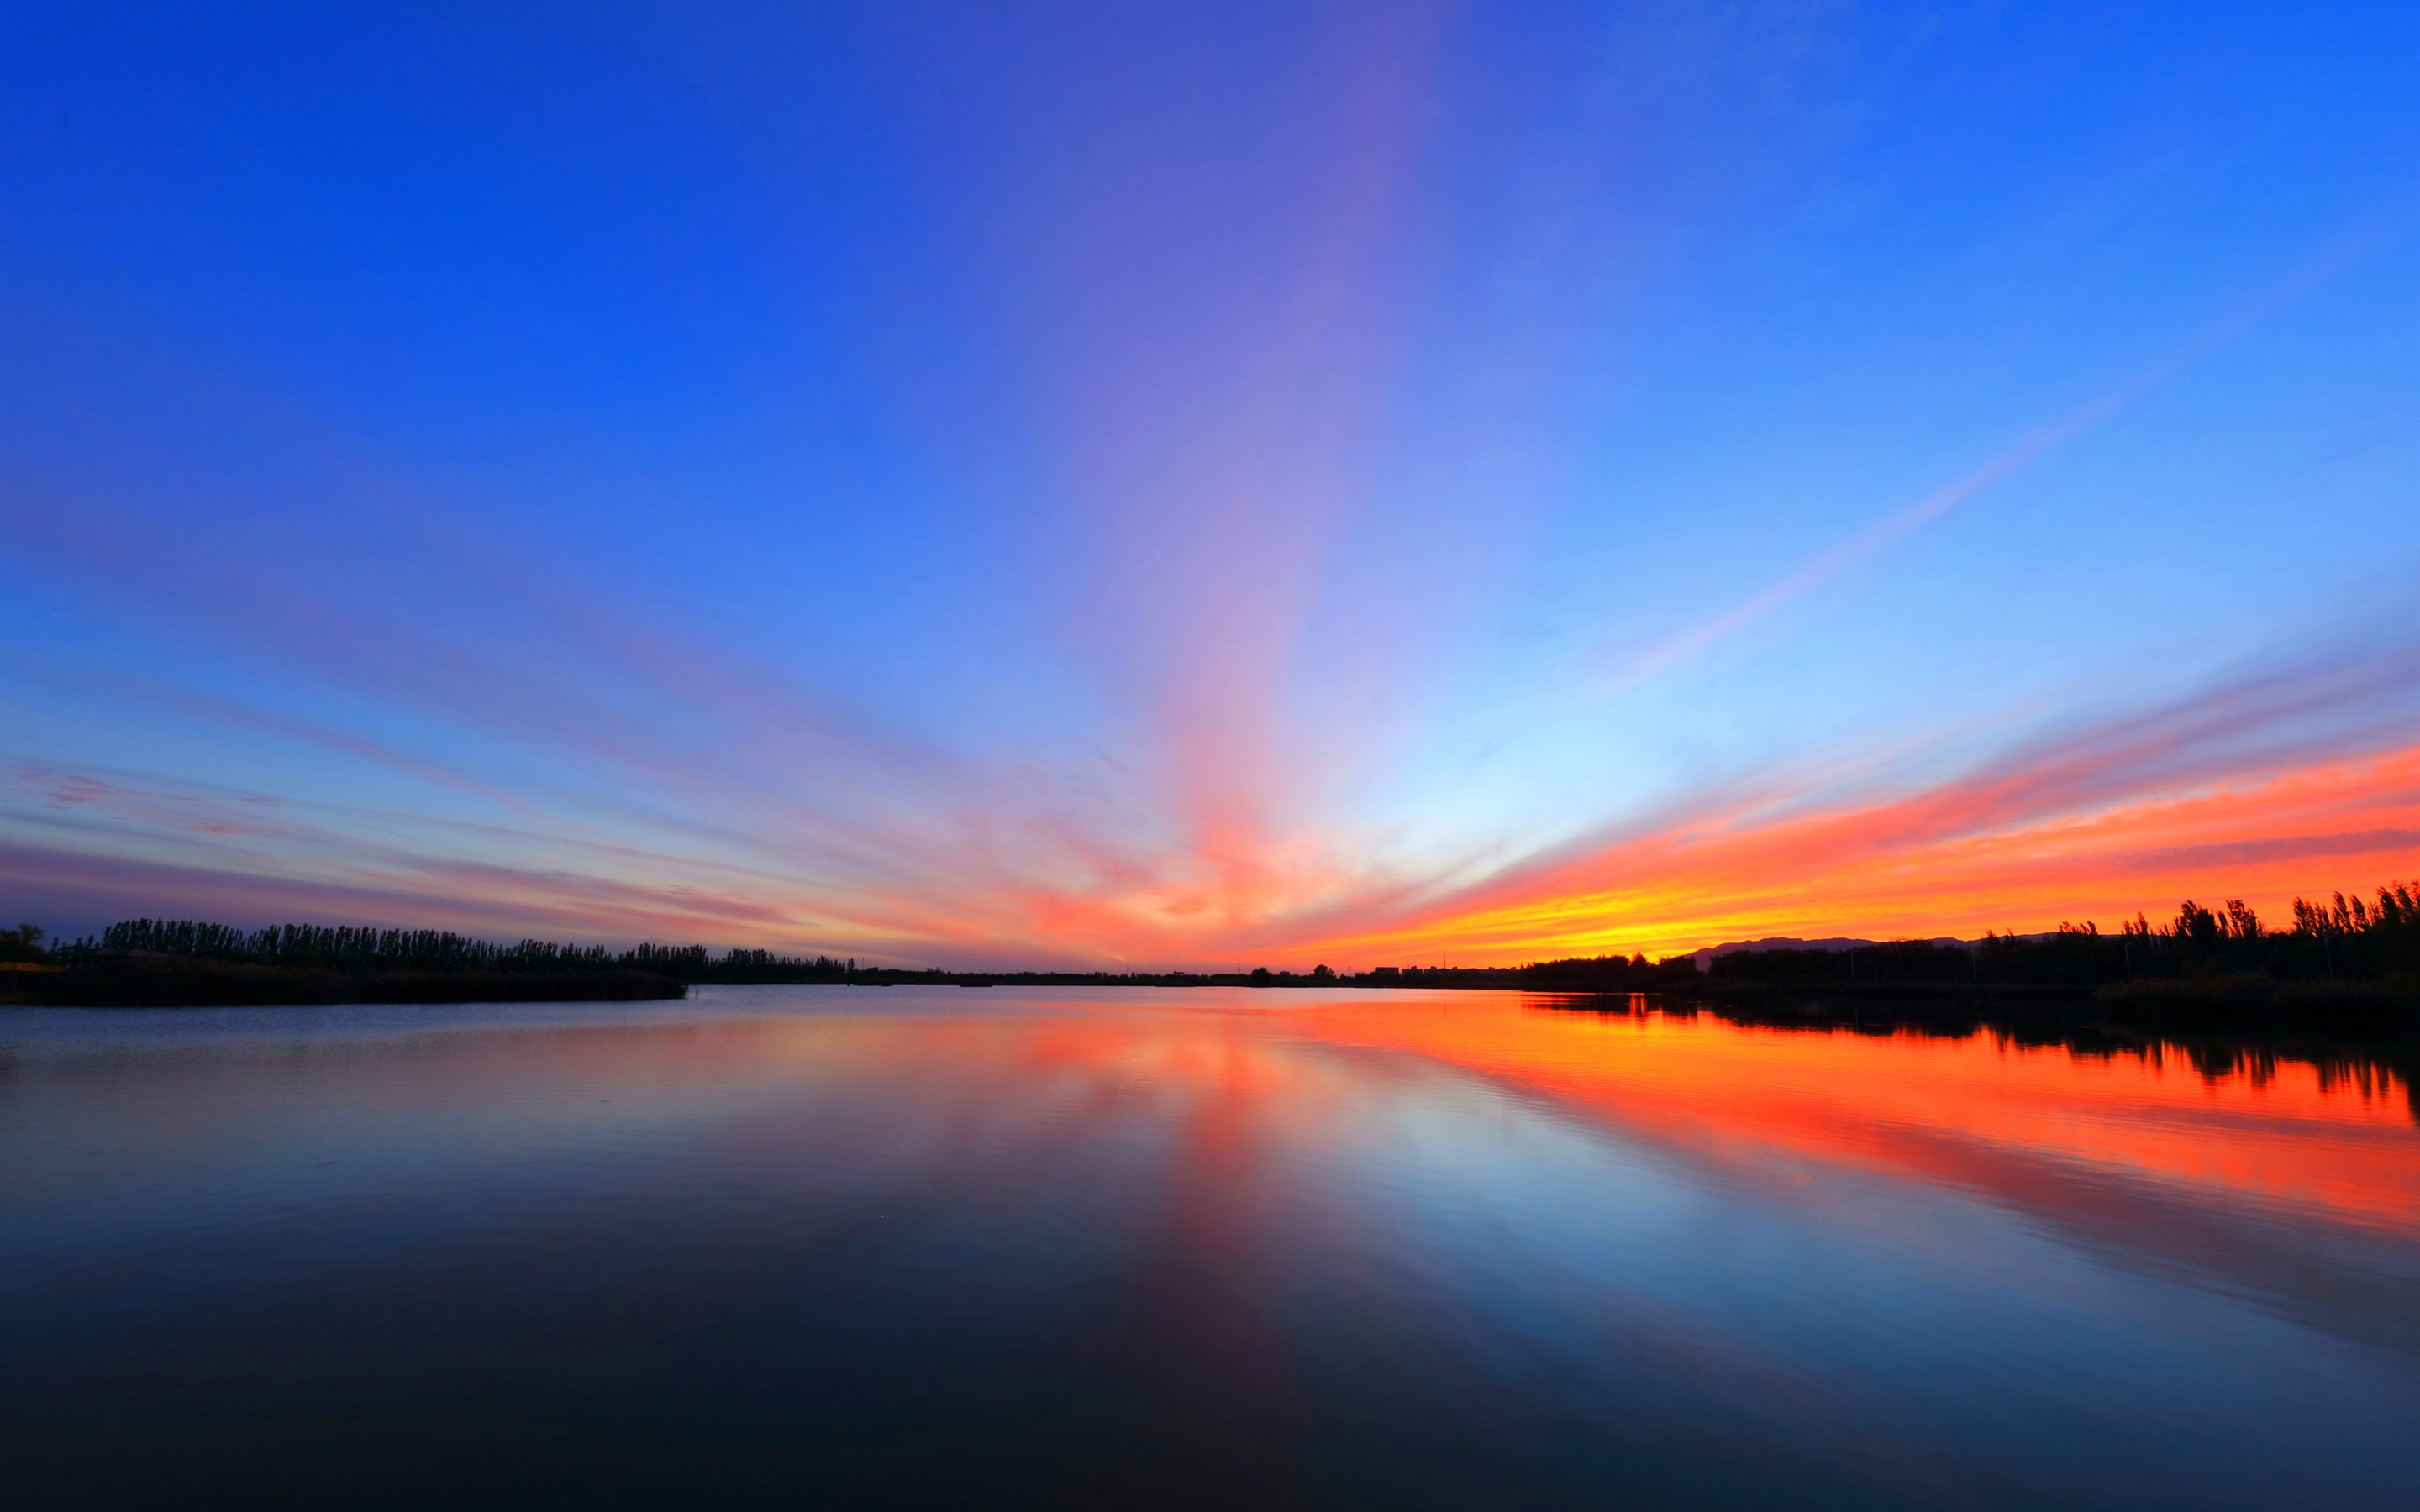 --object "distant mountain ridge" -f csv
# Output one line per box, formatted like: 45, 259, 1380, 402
1690, 935, 1975, 970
